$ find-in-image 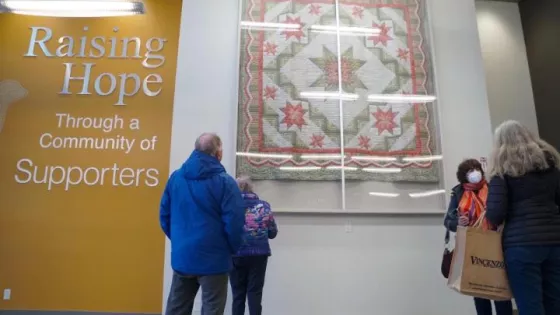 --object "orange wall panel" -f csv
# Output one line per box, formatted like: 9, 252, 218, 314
0, 0, 182, 312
